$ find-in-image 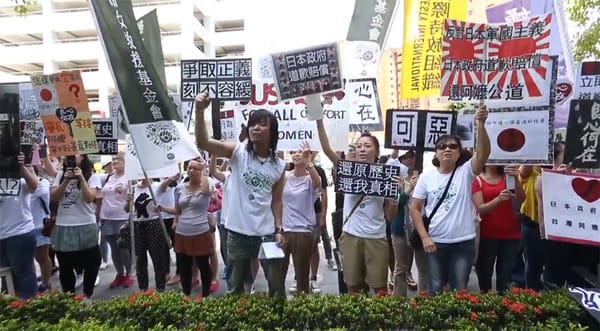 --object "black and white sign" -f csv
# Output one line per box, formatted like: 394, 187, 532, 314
92, 118, 118, 155
20, 120, 47, 164
574, 61, 600, 100
0, 85, 21, 196
180, 58, 252, 101
334, 160, 401, 198
271, 43, 343, 101
384, 109, 457, 151
565, 100, 600, 169
347, 78, 383, 131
